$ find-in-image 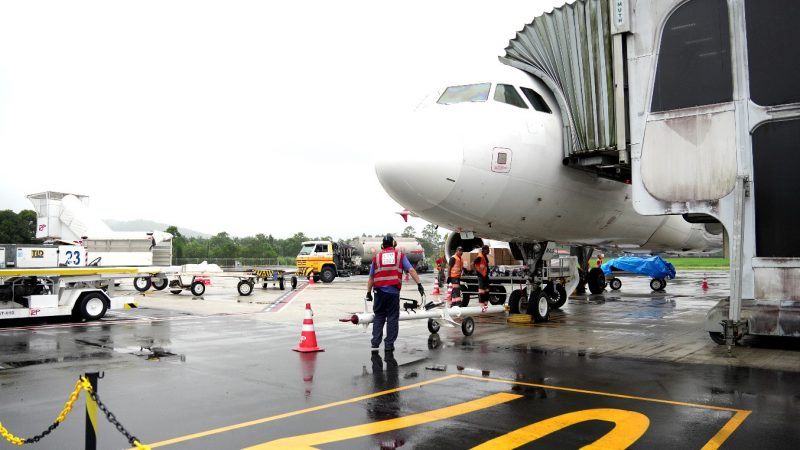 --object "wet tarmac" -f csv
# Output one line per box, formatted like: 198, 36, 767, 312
1, 271, 799, 448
